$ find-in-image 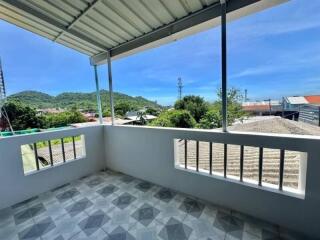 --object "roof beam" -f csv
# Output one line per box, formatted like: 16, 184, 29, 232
90, 0, 257, 65
91, 0, 285, 65
1, 0, 107, 51
54, 0, 101, 42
